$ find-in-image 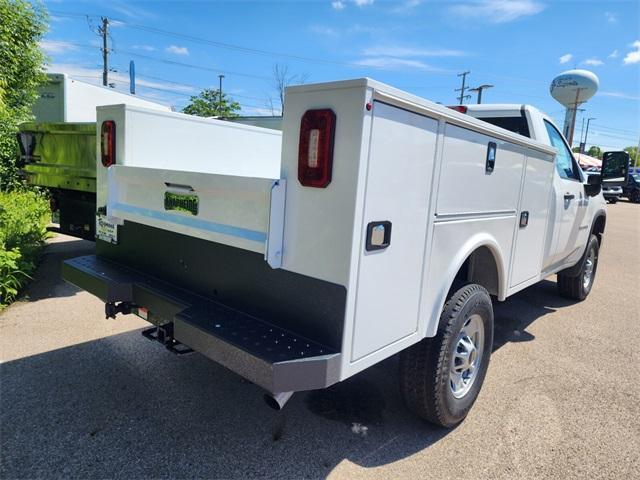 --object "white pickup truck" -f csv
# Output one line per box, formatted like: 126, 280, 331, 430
62, 78, 629, 427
